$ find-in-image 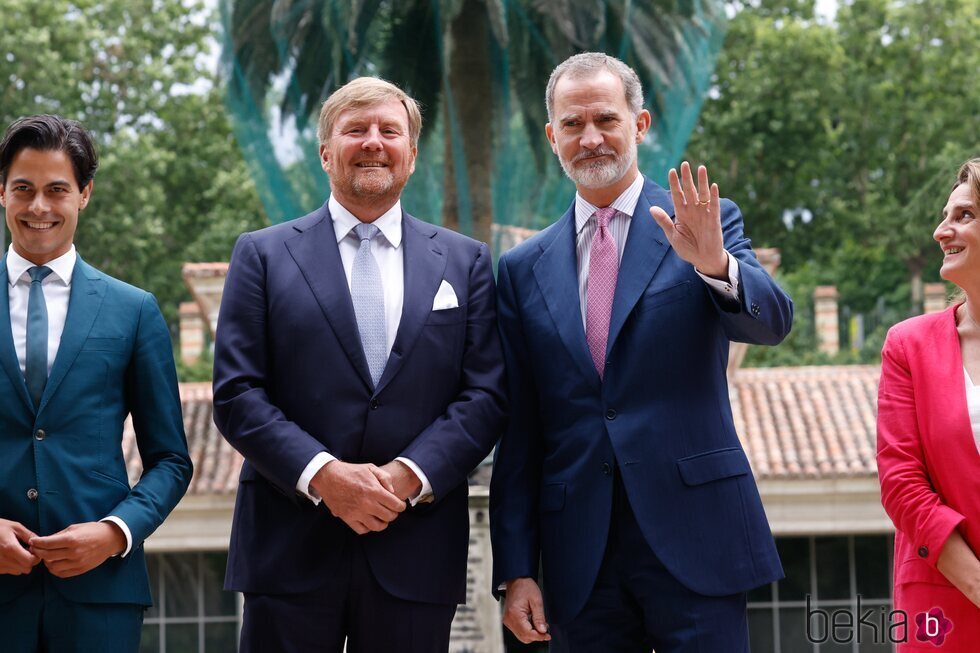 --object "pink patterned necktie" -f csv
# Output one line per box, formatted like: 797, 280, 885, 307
586, 207, 619, 379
